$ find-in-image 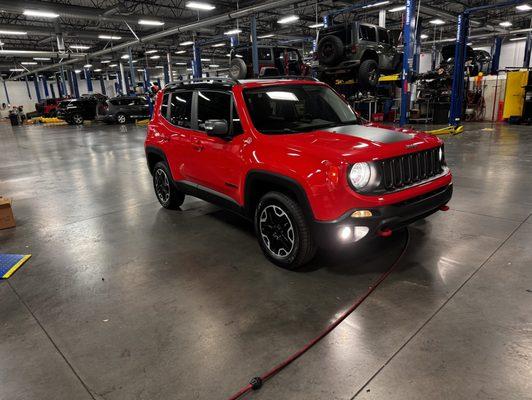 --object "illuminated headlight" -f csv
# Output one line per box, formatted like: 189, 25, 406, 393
349, 162, 371, 189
